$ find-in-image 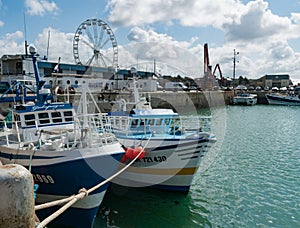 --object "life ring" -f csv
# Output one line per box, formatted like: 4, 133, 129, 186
66, 86, 76, 94
53, 86, 64, 94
